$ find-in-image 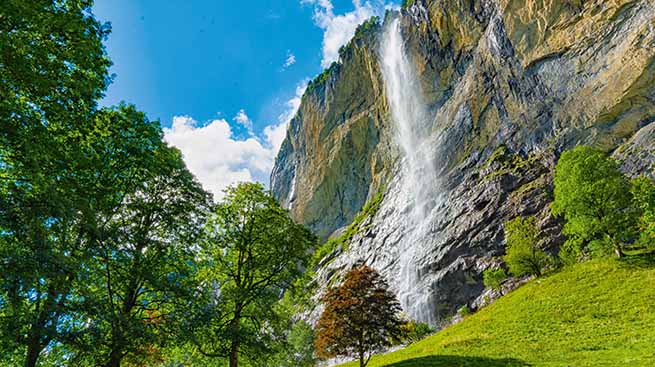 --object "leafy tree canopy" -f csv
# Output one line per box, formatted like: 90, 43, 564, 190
552, 146, 637, 259
315, 265, 404, 367
188, 183, 315, 367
